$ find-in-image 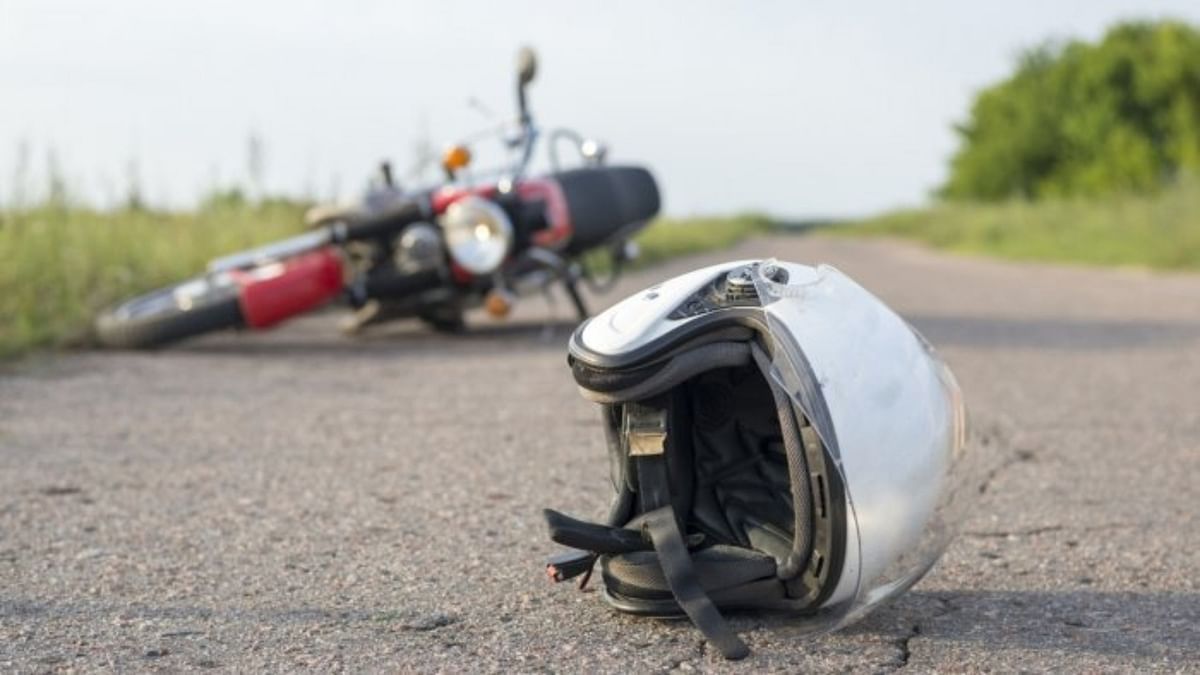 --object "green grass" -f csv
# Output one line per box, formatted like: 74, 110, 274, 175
840, 177, 1200, 270
630, 213, 776, 267
0, 199, 306, 358
0, 206, 774, 359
